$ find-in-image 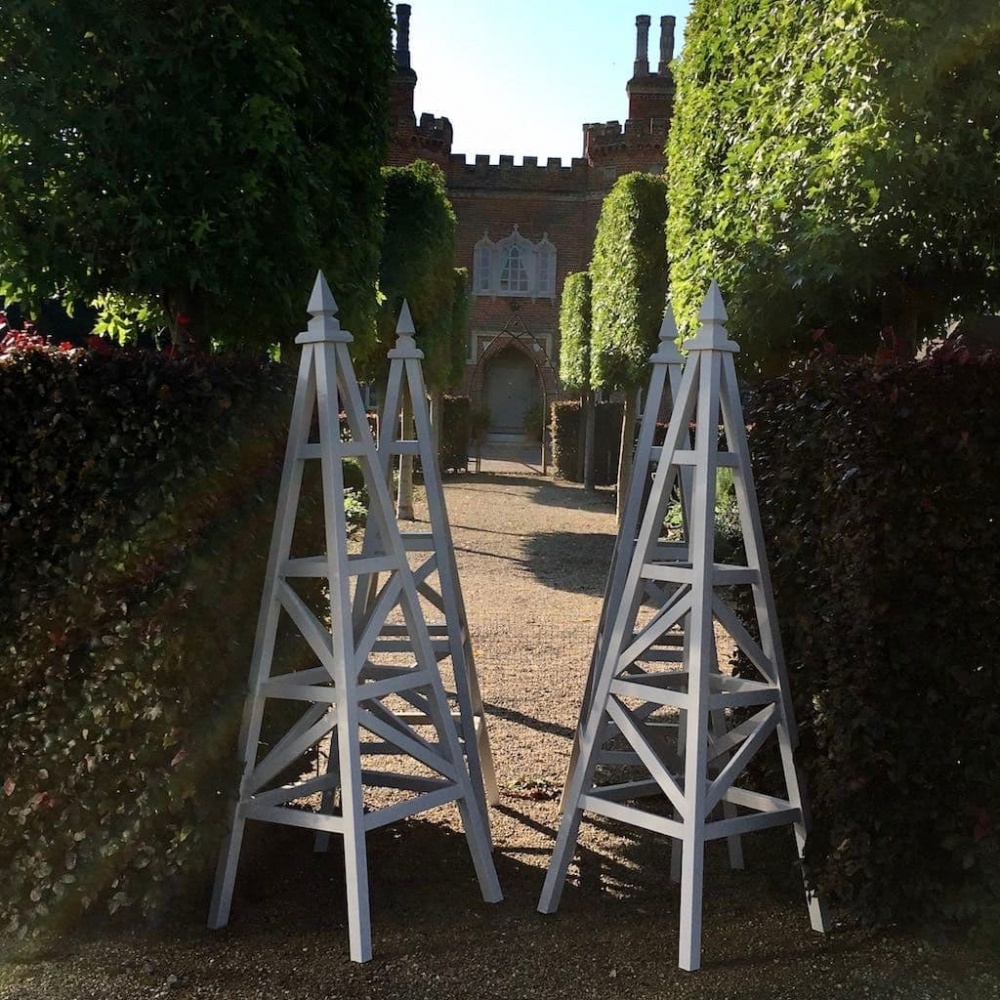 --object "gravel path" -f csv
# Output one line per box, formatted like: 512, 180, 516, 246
2, 471, 998, 999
